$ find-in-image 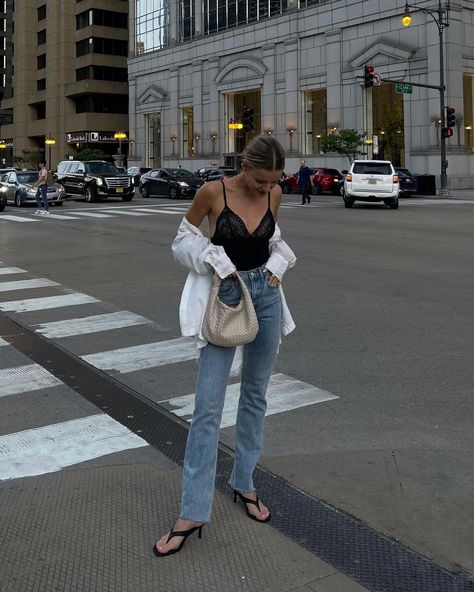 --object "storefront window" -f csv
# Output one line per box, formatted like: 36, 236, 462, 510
304, 89, 327, 154
463, 74, 473, 150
